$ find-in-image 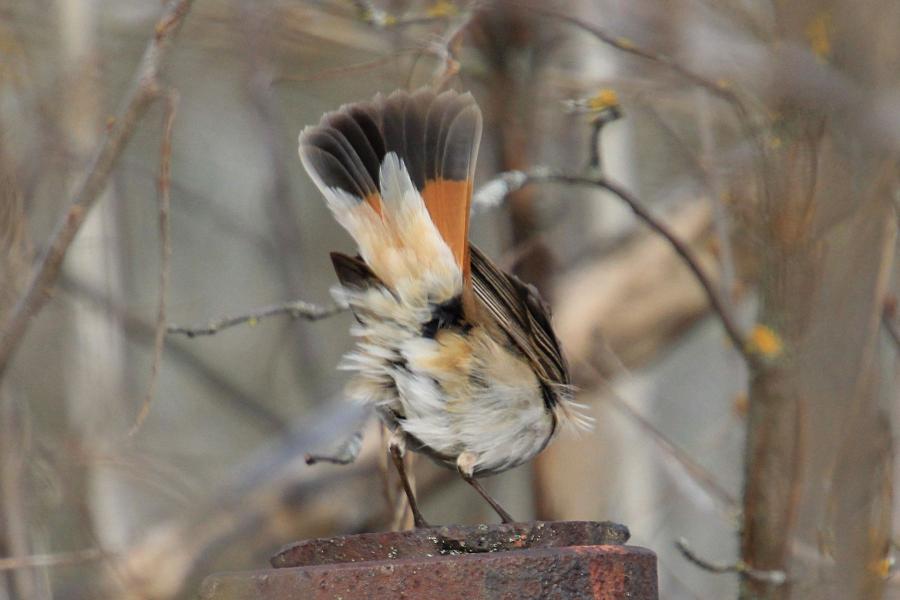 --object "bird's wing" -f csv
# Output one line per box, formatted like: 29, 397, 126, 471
469, 244, 570, 396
